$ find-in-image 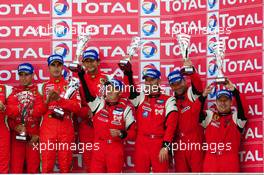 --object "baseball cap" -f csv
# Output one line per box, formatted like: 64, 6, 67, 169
216, 89, 232, 99
105, 78, 124, 92
142, 64, 161, 79
82, 49, 99, 61
167, 70, 184, 84
47, 54, 64, 66
18, 63, 34, 74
